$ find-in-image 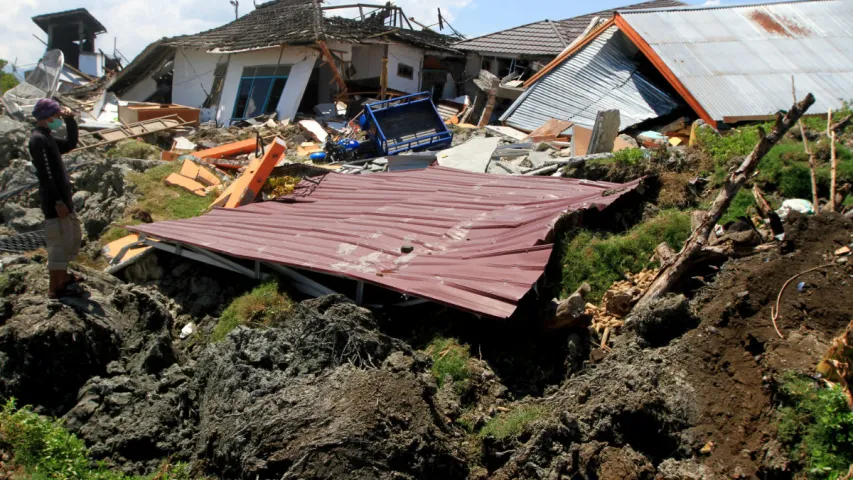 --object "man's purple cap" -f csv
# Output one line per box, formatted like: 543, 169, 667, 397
33, 98, 61, 121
